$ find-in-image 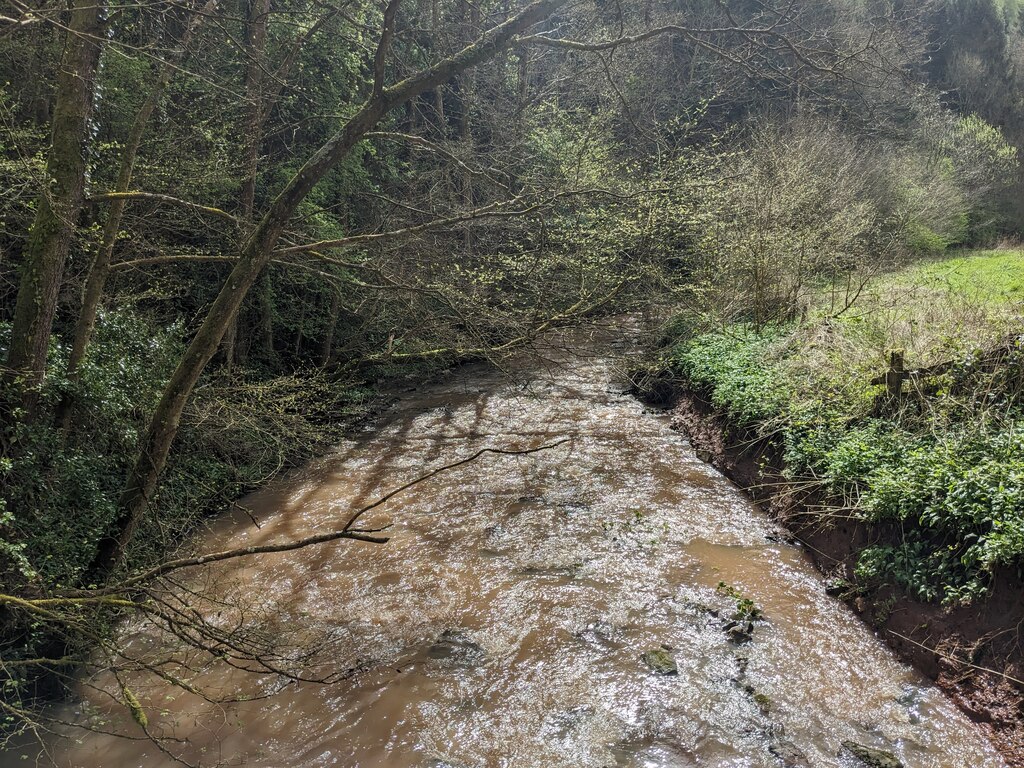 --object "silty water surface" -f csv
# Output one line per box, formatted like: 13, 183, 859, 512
30, 326, 1006, 767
